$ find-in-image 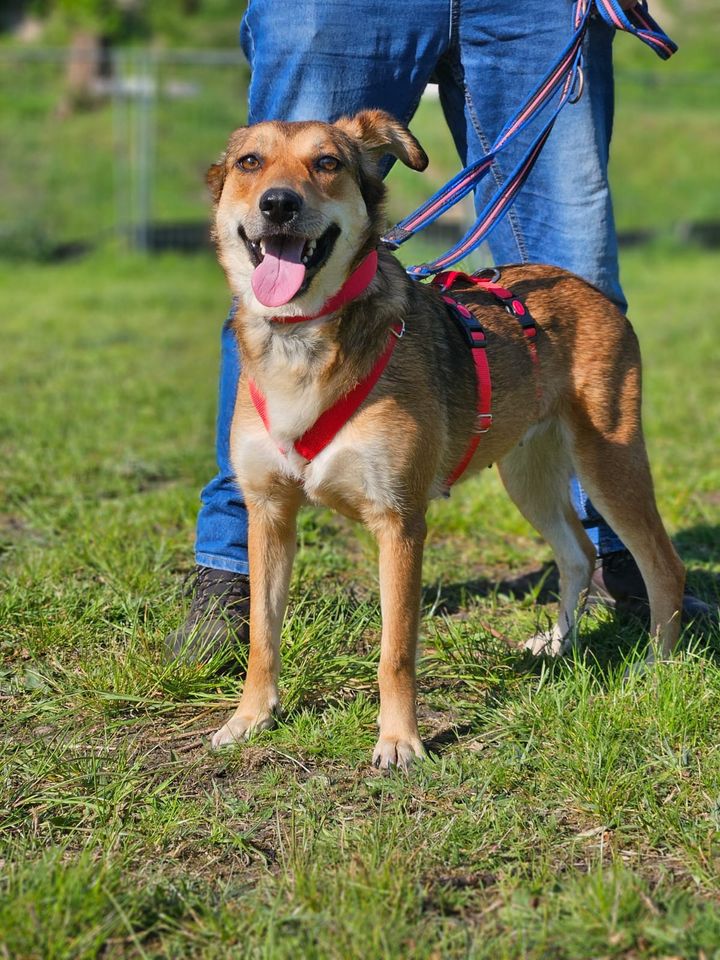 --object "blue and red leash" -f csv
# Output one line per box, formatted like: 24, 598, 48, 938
381, 0, 677, 279
378, 0, 677, 485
